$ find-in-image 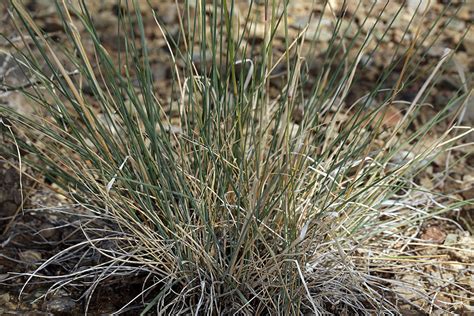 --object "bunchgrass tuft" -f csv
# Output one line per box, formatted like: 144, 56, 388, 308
1, 0, 472, 314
